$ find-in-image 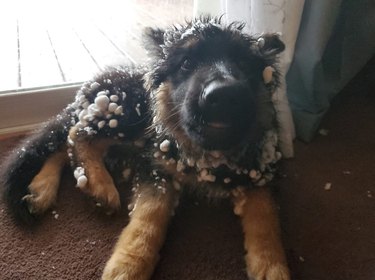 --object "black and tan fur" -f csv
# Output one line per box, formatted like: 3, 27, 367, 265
1, 17, 290, 280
